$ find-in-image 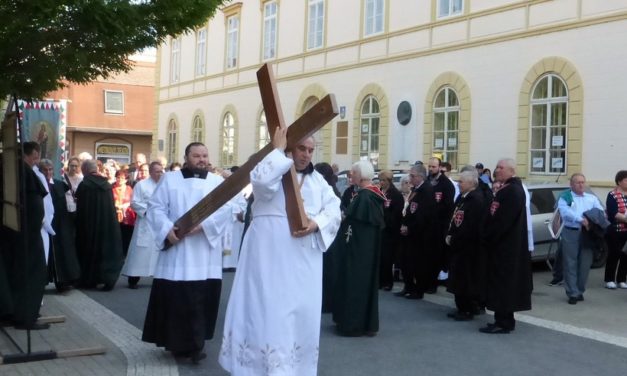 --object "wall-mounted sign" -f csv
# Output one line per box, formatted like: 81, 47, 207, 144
95, 142, 131, 164
397, 101, 412, 126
